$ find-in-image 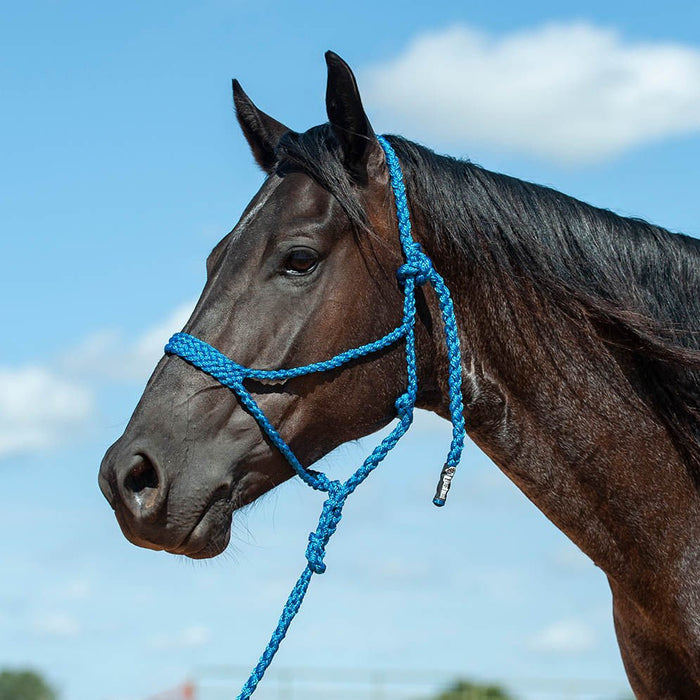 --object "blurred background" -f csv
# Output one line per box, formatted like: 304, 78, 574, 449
3, 1, 700, 698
